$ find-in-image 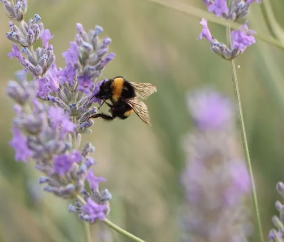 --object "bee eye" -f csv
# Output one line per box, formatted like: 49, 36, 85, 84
123, 86, 128, 91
